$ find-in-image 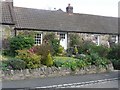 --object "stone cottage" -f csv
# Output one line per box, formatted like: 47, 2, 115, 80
0, 0, 119, 50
